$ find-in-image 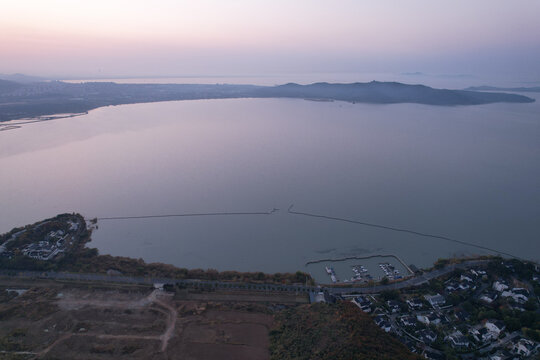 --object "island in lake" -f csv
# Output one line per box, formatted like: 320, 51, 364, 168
0, 79, 535, 122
